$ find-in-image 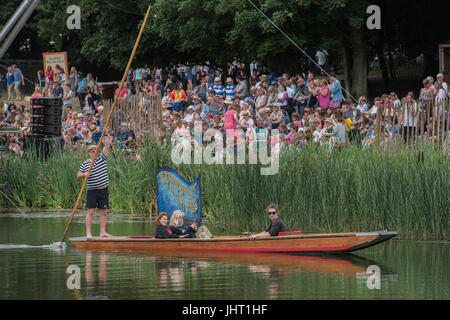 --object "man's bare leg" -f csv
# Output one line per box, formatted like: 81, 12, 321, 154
86, 209, 95, 238
99, 209, 112, 237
